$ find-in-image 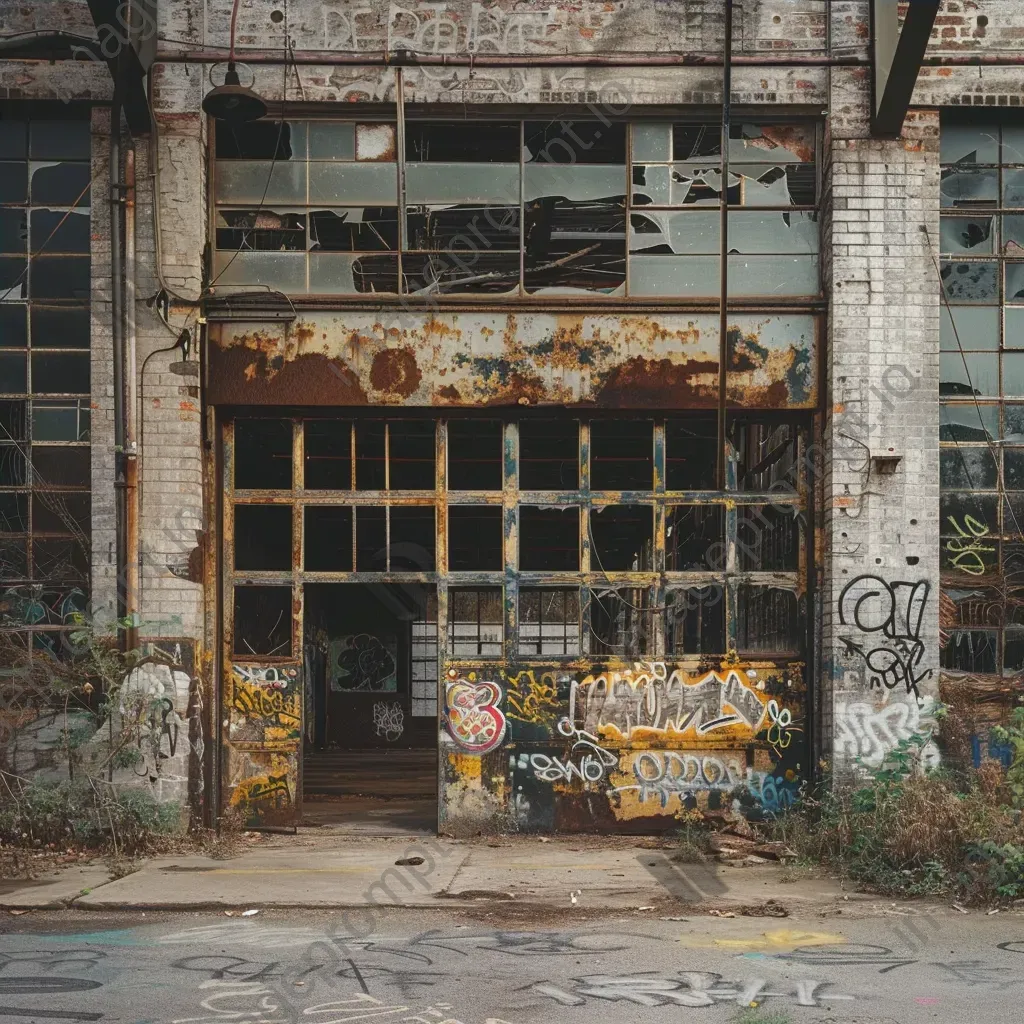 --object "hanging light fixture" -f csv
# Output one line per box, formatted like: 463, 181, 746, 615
202, 0, 267, 122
